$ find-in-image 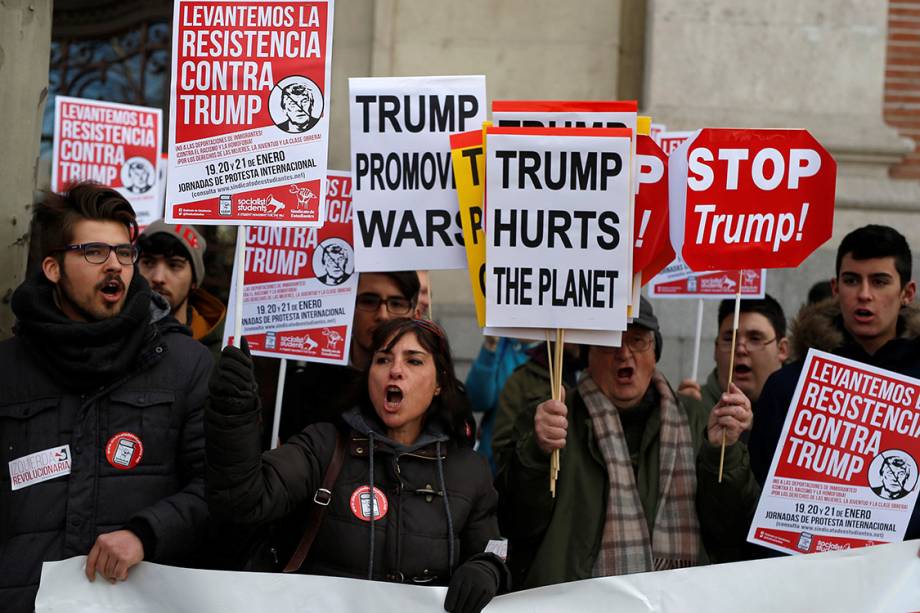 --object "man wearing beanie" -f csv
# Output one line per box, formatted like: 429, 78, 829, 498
138, 220, 226, 359
0, 184, 210, 612
495, 296, 760, 588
